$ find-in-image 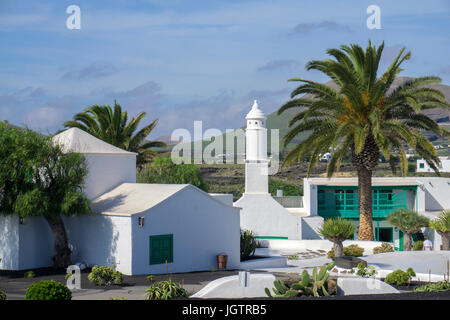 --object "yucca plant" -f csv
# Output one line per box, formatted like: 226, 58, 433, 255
318, 217, 355, 258
64, 101, 167, 169
429, 210, 450, 250
278, 41, 449, 240
387, 209, 429, 251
